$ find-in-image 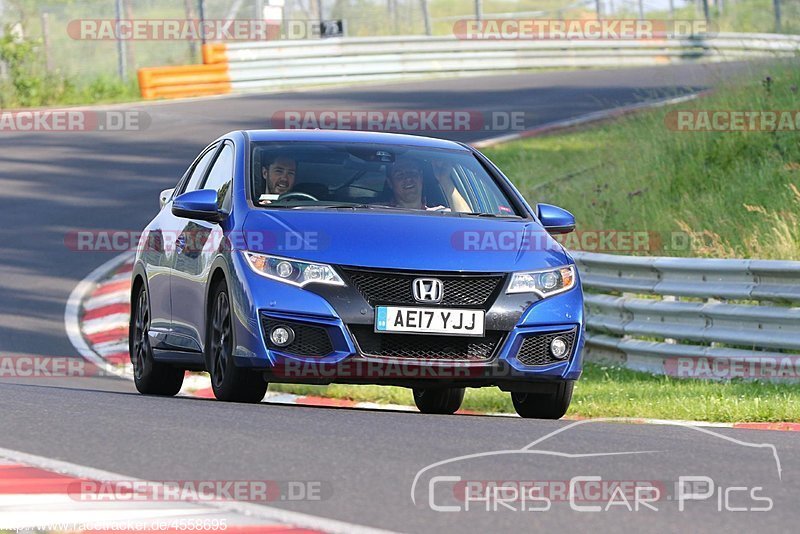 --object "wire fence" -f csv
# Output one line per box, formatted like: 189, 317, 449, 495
0, 0, 798, 81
